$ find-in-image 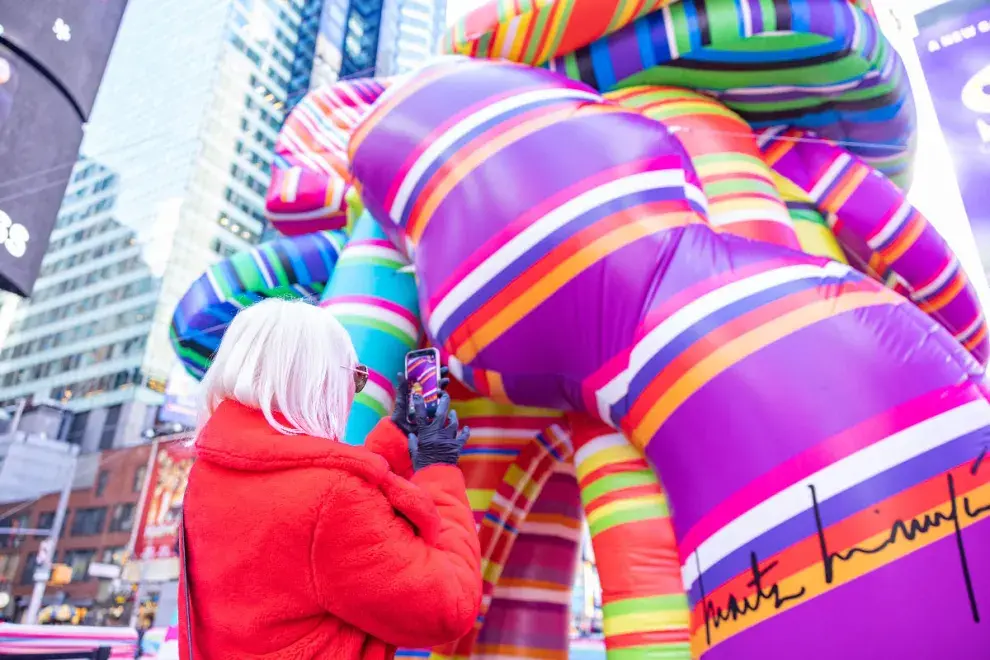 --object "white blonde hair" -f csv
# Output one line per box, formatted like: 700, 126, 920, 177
201, 298, 358, 440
